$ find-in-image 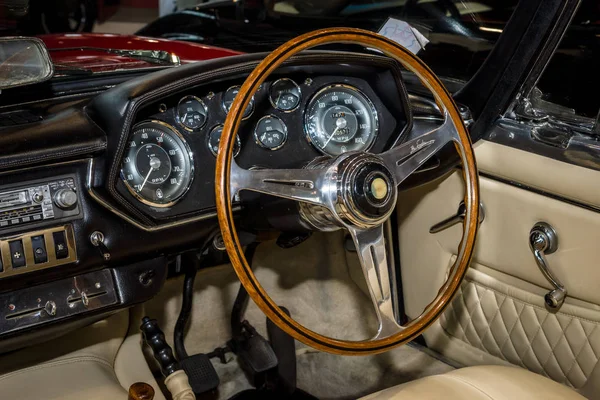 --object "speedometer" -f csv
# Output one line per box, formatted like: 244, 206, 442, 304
304, 84, 378, 156
121, 121, 193, 207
